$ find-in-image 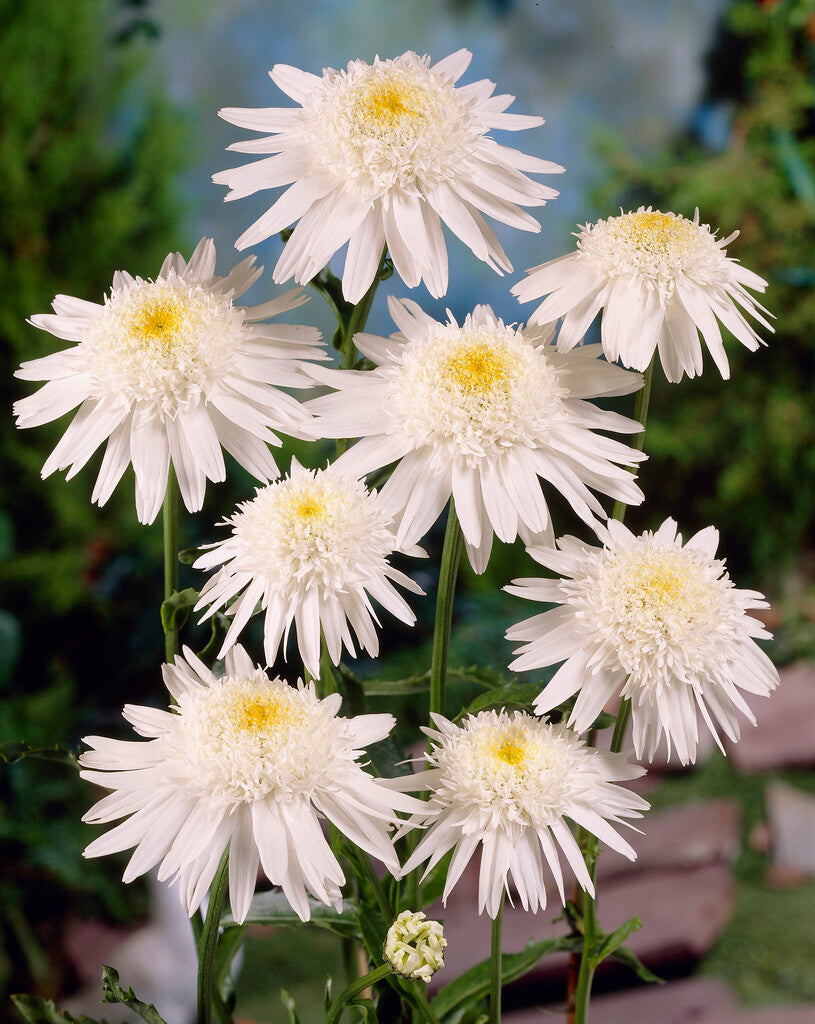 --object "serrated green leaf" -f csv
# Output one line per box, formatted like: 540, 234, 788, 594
592, 915, 642, 966
159, 588, 199, 632
280, 989, 301, 1024
221, 890, 360, 937
1, 742, 77, 767
11, 995, 106, 1024
432, 936, 579, 1020
101, 966, 167, 1024
609, 945, 663, 985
